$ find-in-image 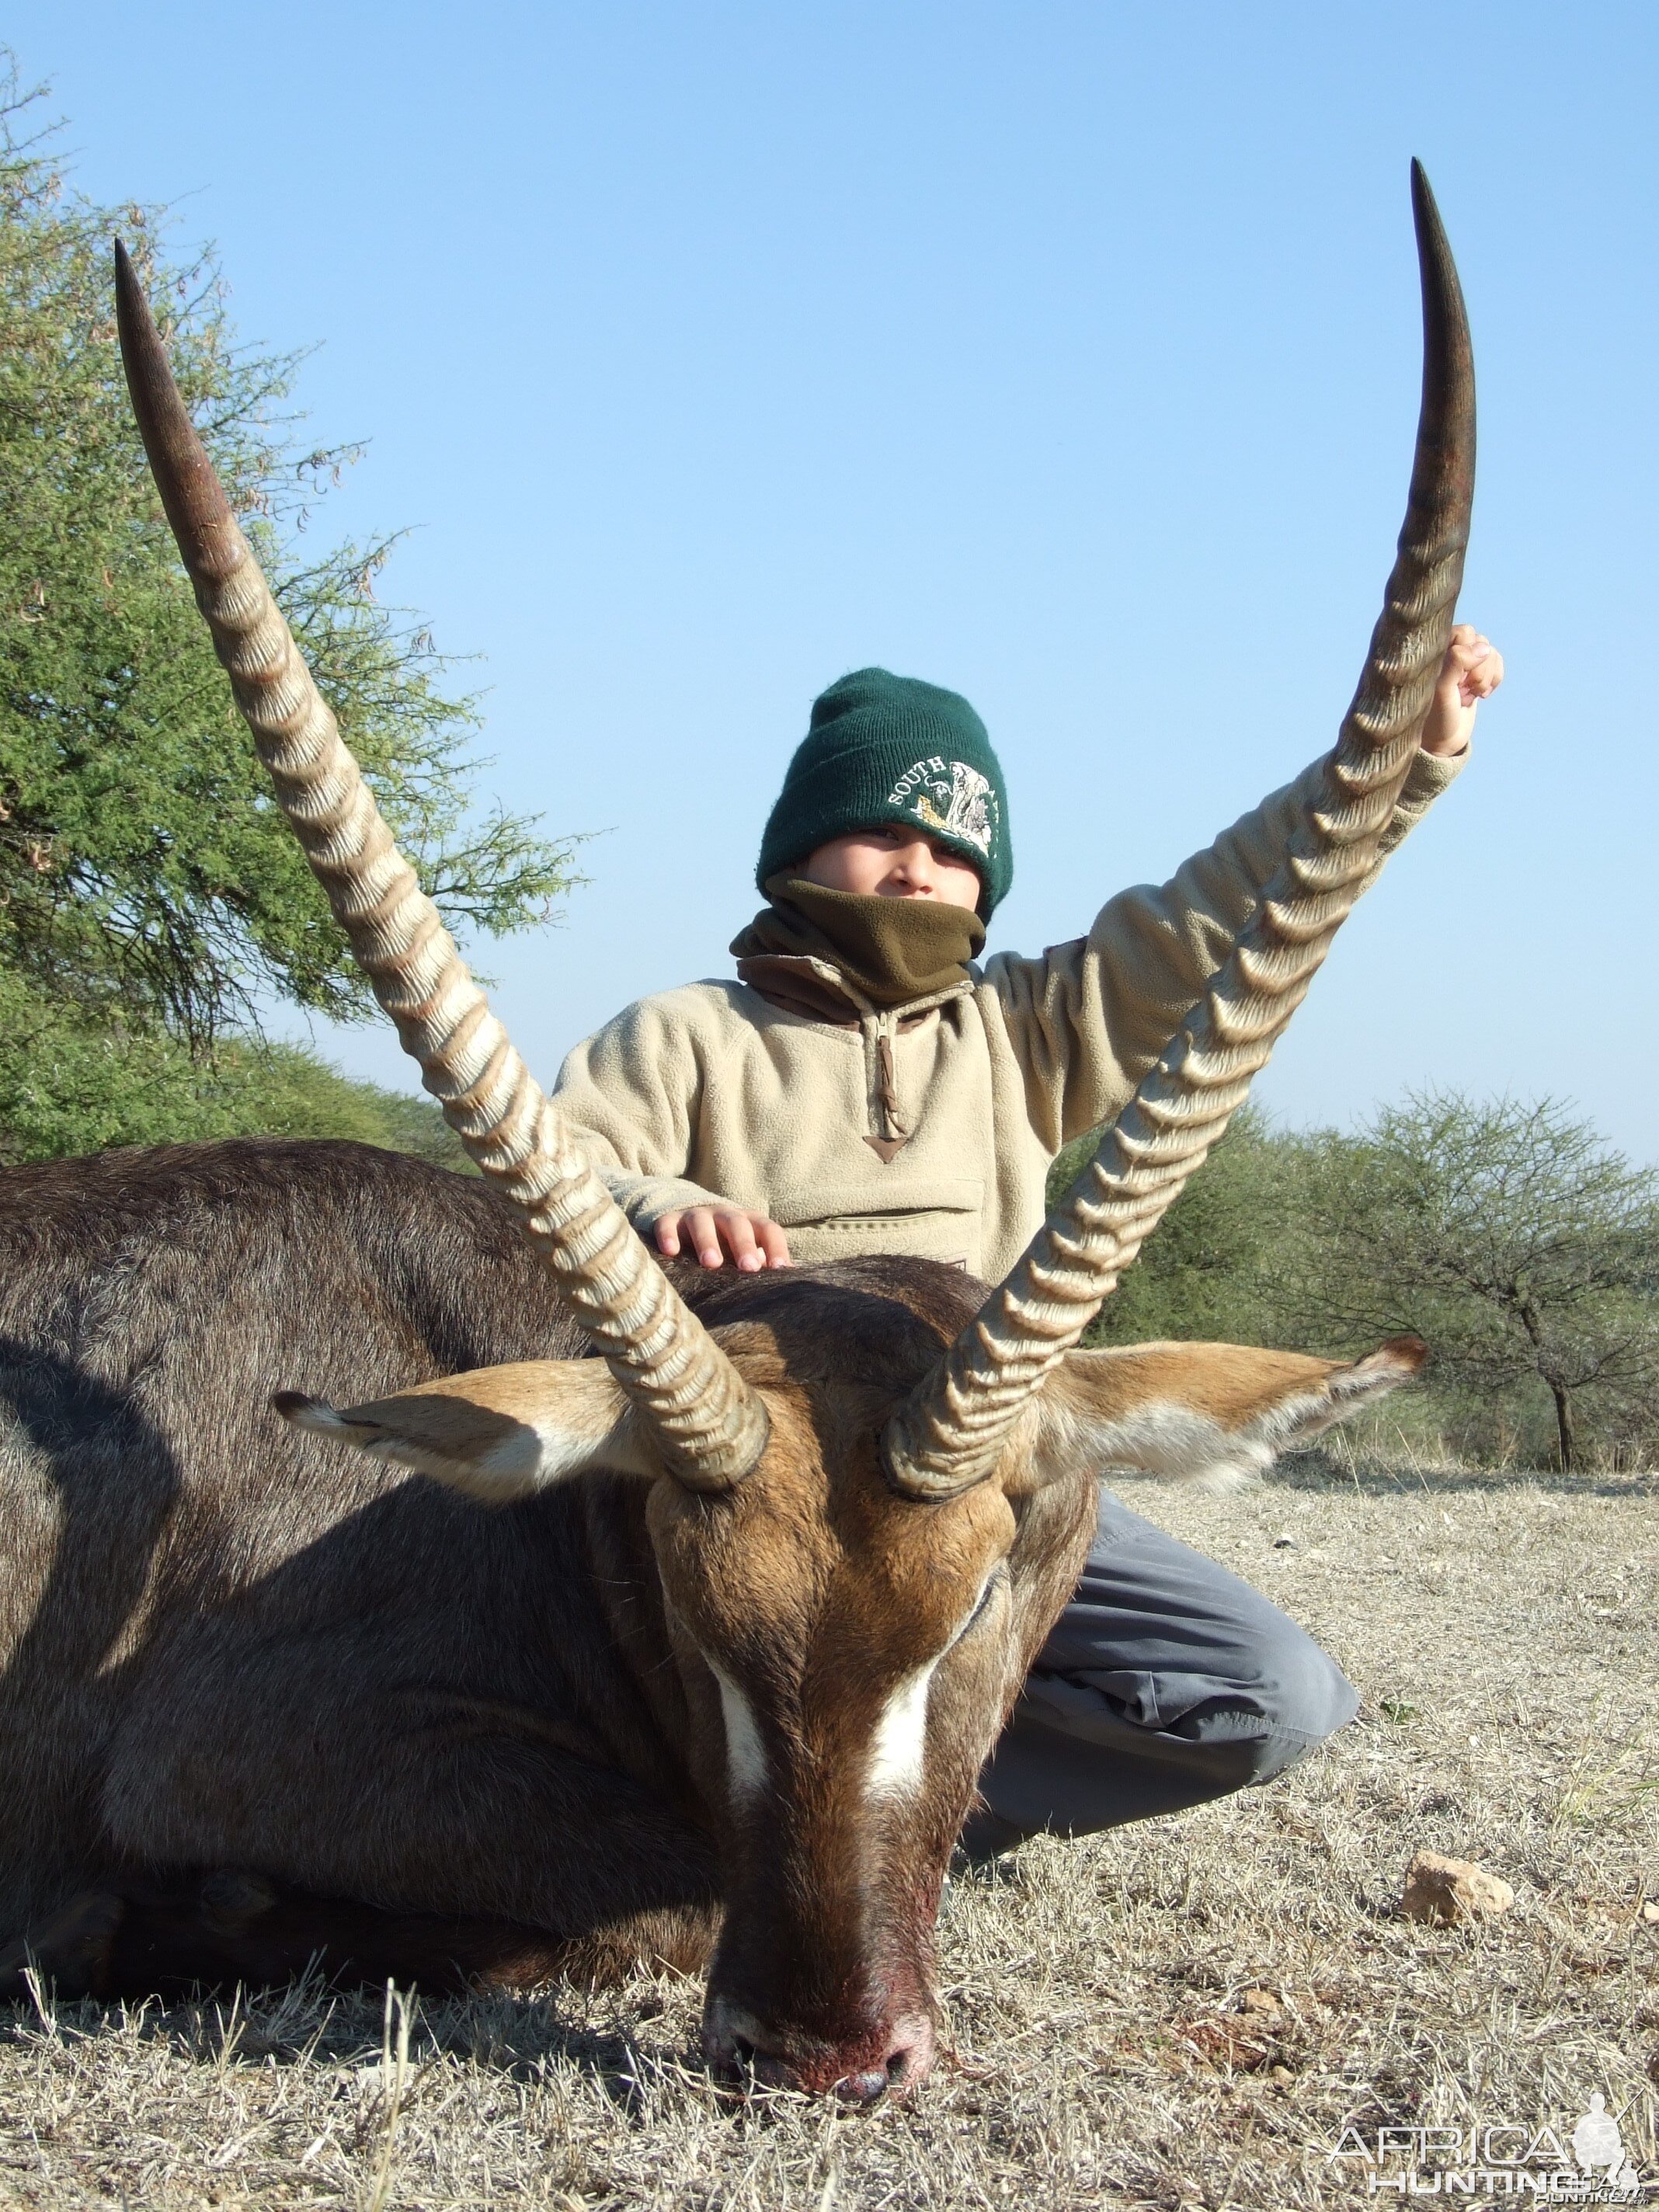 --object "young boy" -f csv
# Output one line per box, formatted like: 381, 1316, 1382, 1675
554, 631, 1503, 1852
